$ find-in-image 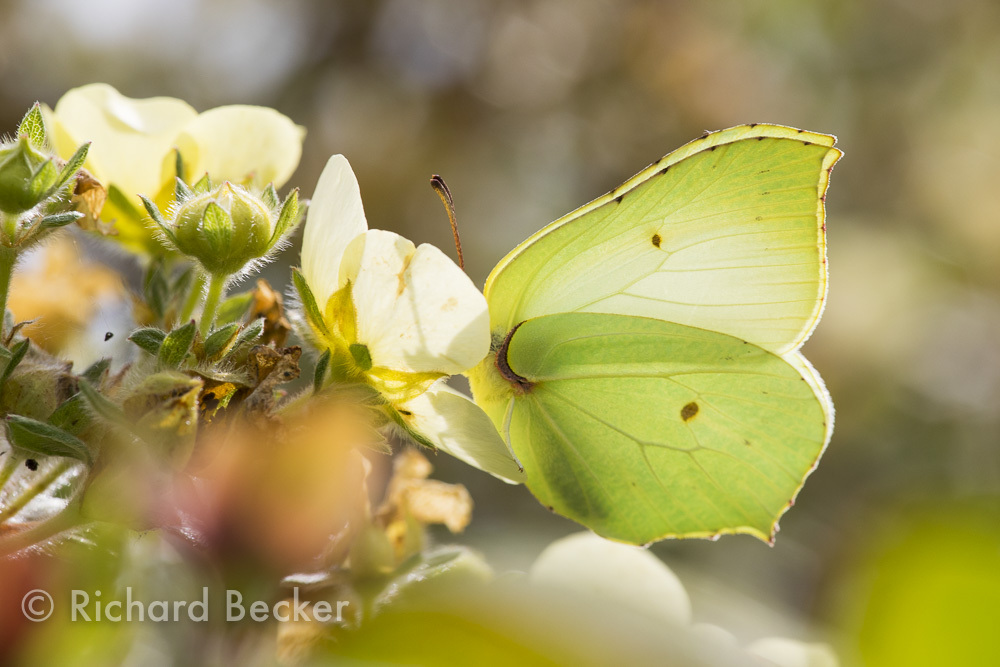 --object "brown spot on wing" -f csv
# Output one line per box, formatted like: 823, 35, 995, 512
680, 402, 699, 422
651, 233, 662, 248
